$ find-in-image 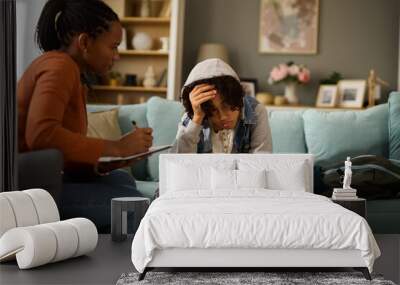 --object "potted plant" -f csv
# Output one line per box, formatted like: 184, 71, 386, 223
108, 71, 122, 87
